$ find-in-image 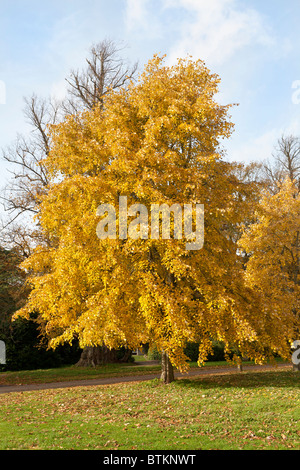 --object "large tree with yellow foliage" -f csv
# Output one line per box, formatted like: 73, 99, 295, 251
15, 55, 283, 383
